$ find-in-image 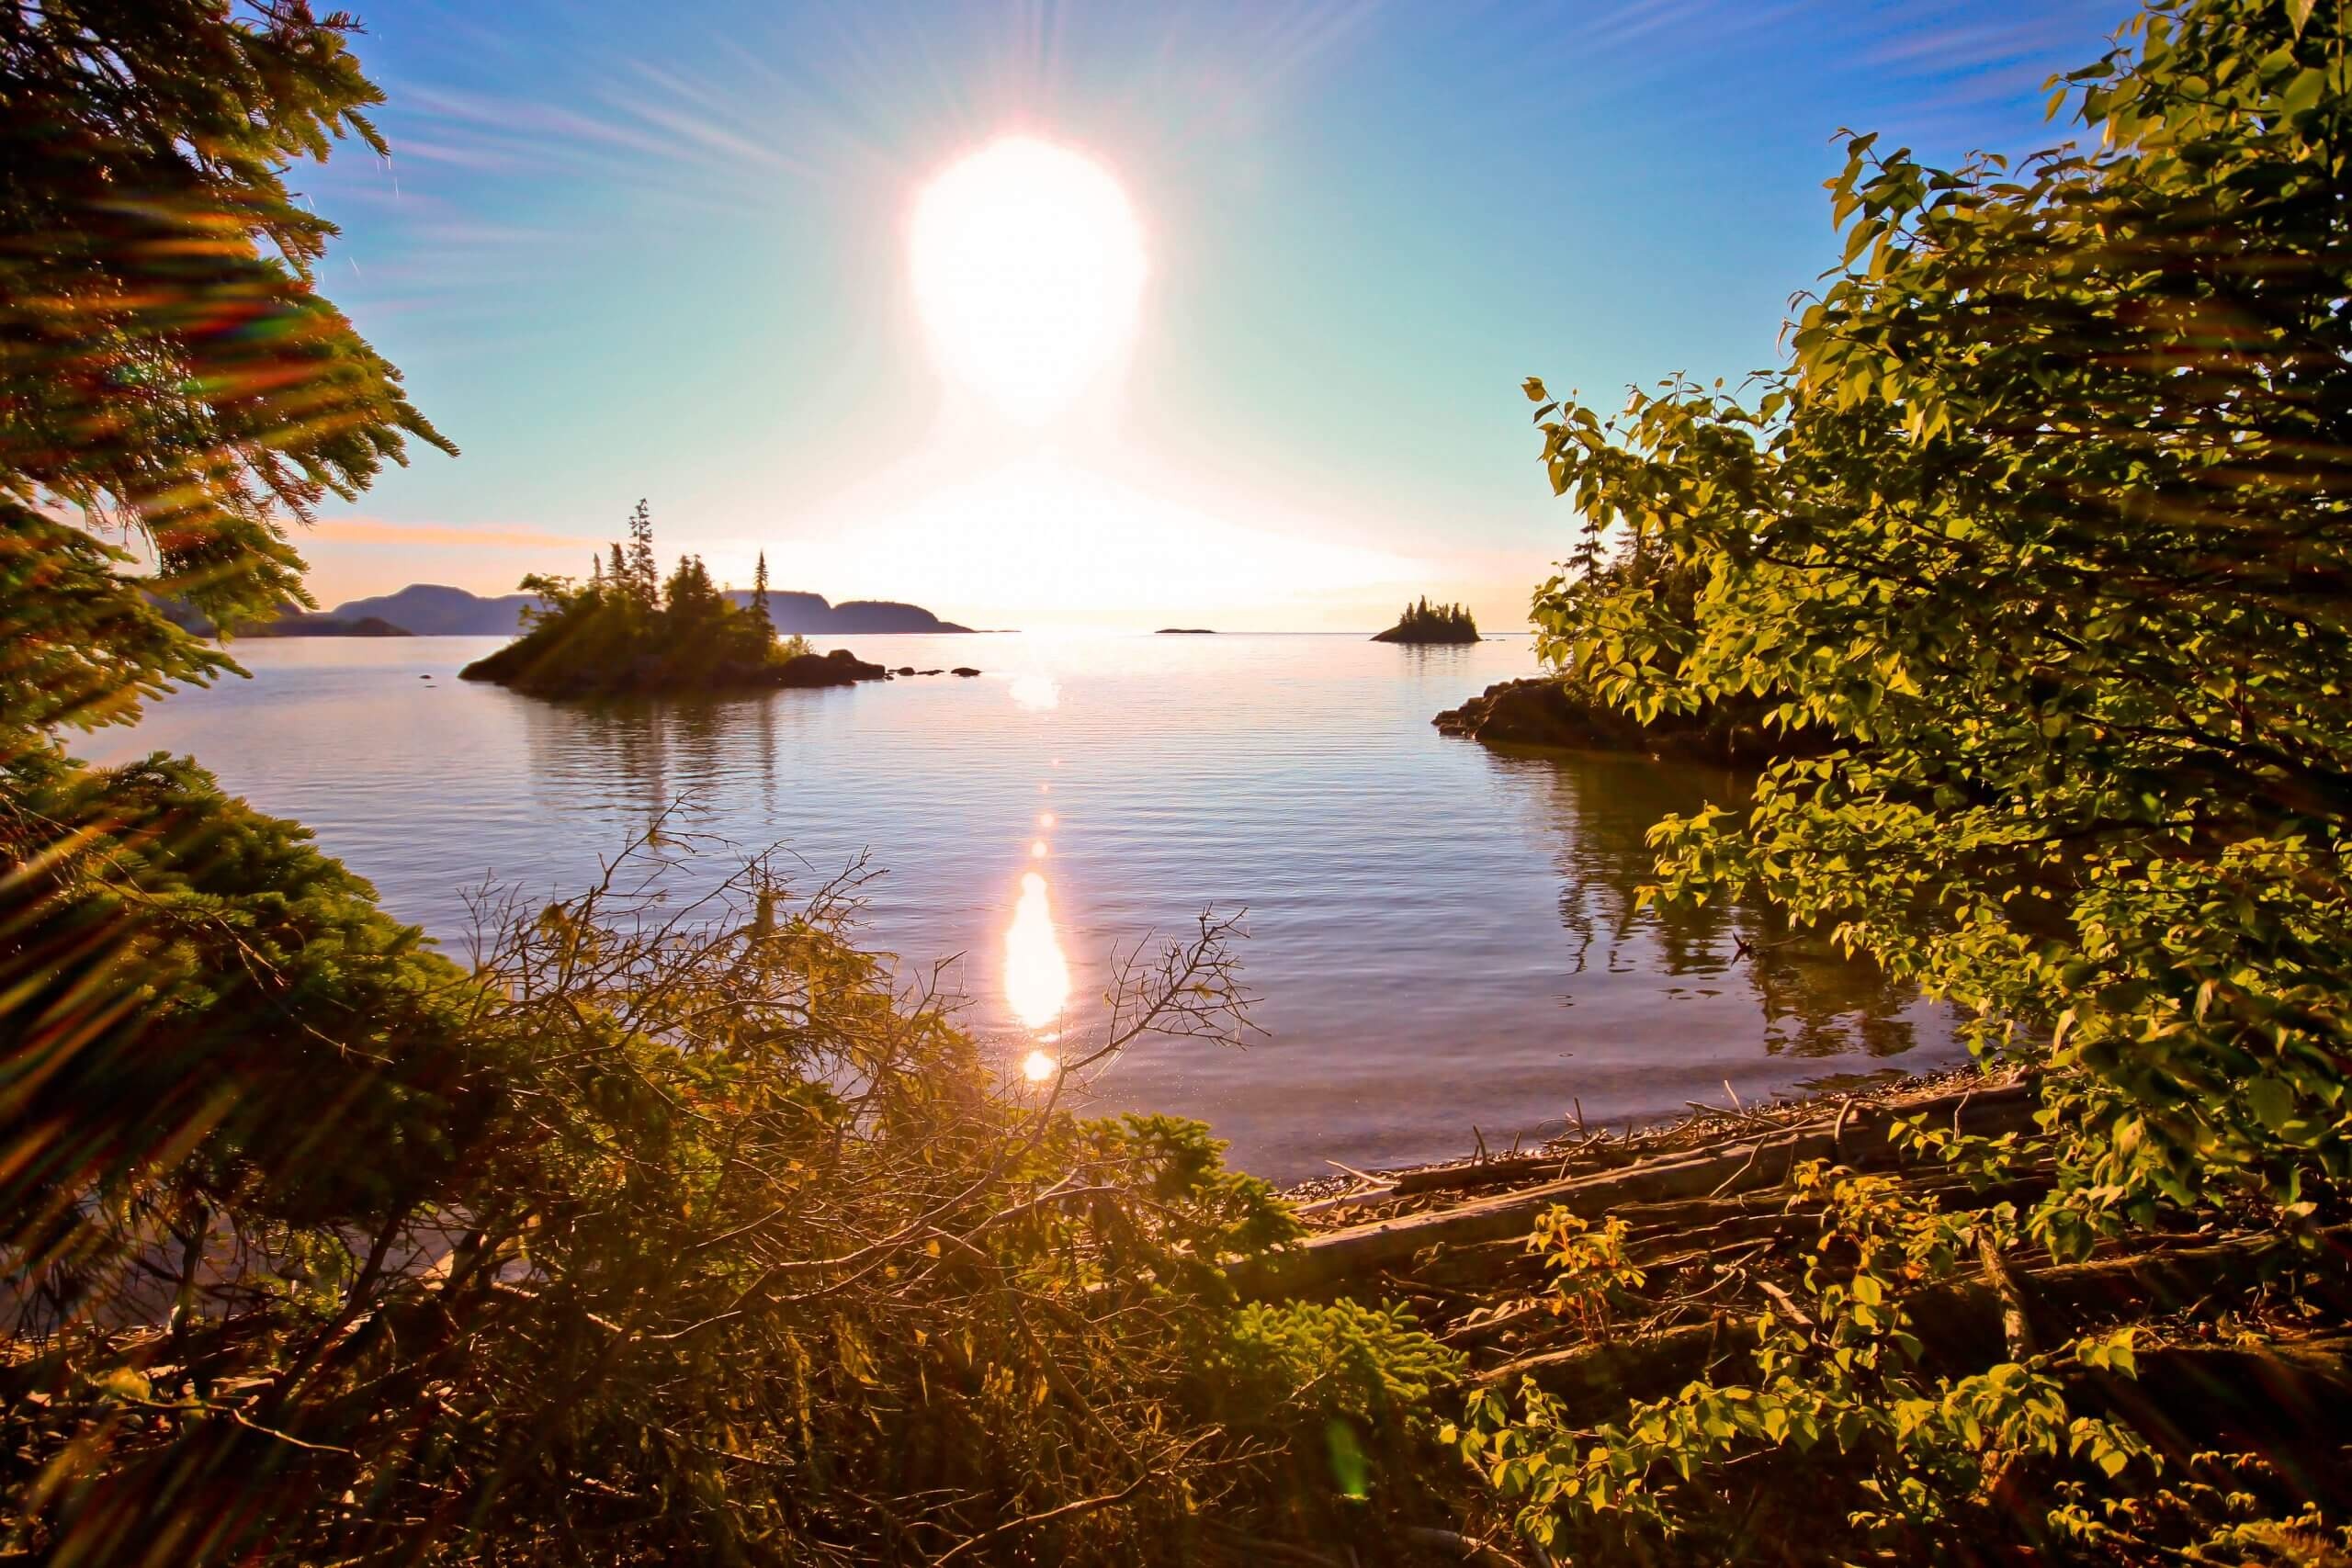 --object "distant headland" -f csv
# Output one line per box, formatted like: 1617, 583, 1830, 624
1156, 627, 1216, 635
151, 599, 421, 638
157, 581, 970, 639
354, 582, 967, 637
252, 614, 413, 638
1371, 597, 1480, 644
